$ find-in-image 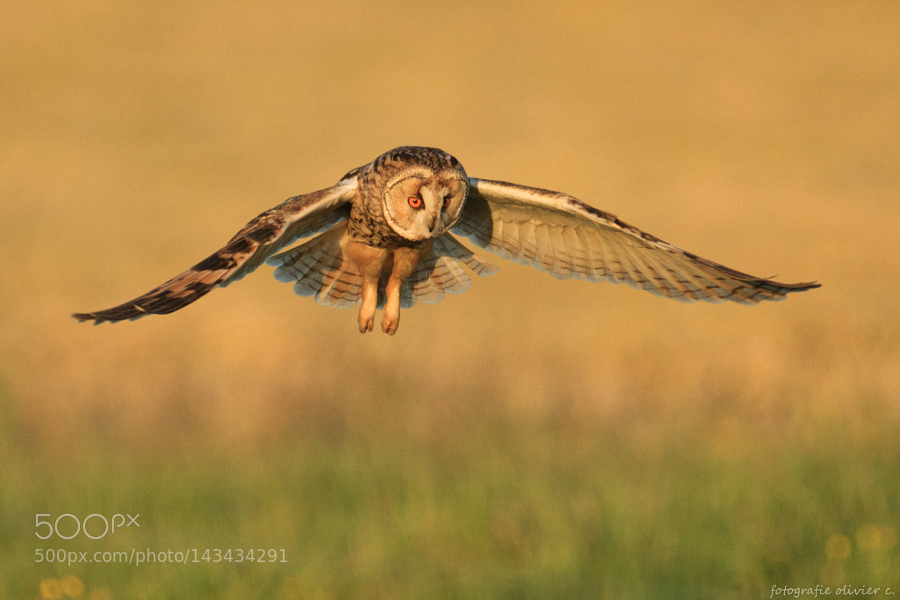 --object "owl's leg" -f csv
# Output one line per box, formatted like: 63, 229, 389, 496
381, 241, 433, 335
341, 237, 388, 333
358, 277, 379, 333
